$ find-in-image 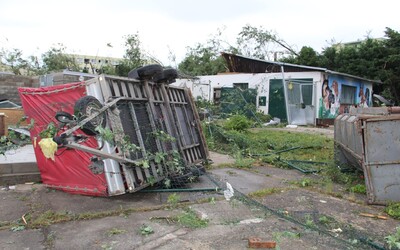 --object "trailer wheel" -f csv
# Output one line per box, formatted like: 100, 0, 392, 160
74, 96, 106, 135
128, 64, 163, 80
153, 68, 178, 84
55, 111, 74, 124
